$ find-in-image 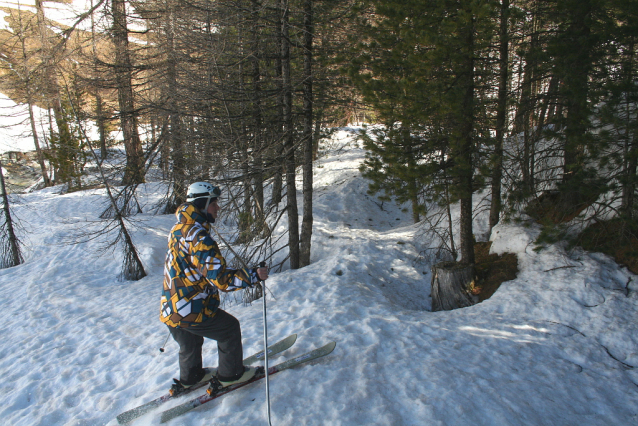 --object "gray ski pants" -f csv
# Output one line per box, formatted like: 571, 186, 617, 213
168, 309, 244, 384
